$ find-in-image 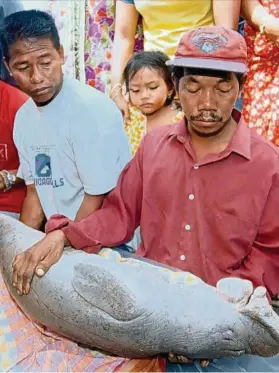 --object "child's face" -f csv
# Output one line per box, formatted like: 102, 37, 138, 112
128, 68, 171, 115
